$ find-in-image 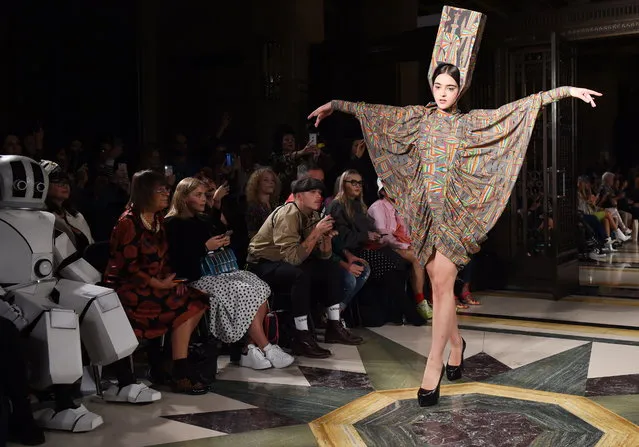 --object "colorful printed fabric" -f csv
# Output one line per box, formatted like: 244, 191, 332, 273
104, 210, 208, 339
428, 6, 486, 96
332, 86, 571, 268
